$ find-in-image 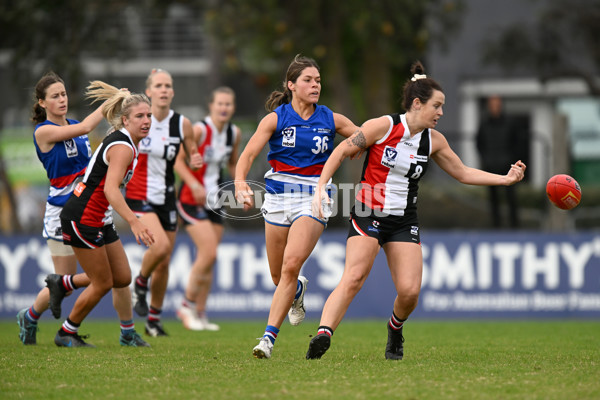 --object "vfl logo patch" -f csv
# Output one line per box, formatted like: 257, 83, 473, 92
282, 127, 296, 147
64, 139, 78, 158
205, 147, 214, 161
381, 146, 398, 168
122, 170, 134, 186
140, 137, 152, 152
411, 225, 419, 236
